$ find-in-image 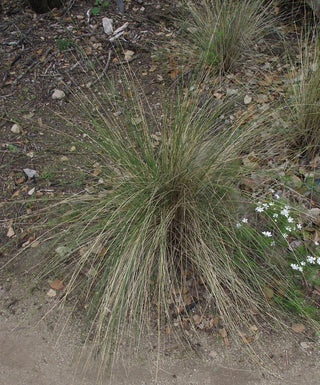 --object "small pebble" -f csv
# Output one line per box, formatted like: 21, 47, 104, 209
11, 123, 21, 134
46, 289, 57, 297
52, 89, 65, 100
